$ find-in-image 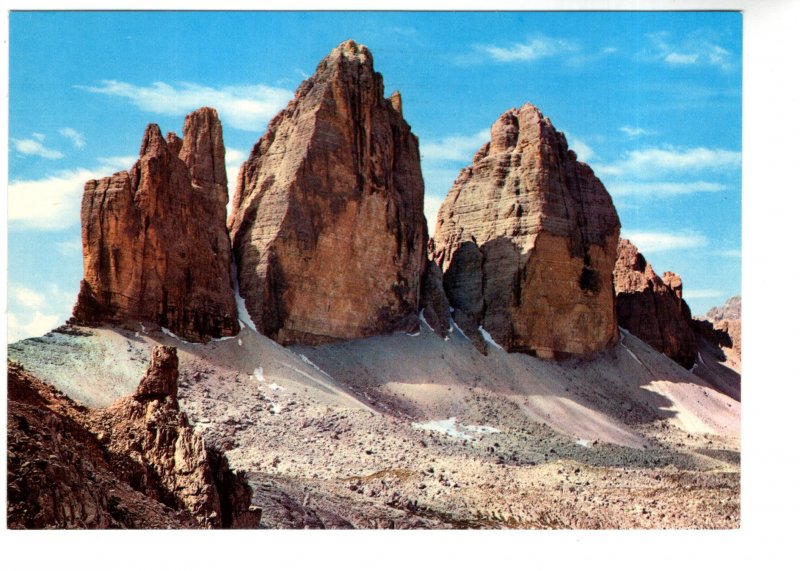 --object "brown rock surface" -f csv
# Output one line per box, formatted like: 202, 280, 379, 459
229, 40, 427, 344
432, 103, 620, 358
420, 260, 451, 337
705, 296, 741, 360
72, 107, 239, 342
6, 347, 261, 529
613, 239, 697, 369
